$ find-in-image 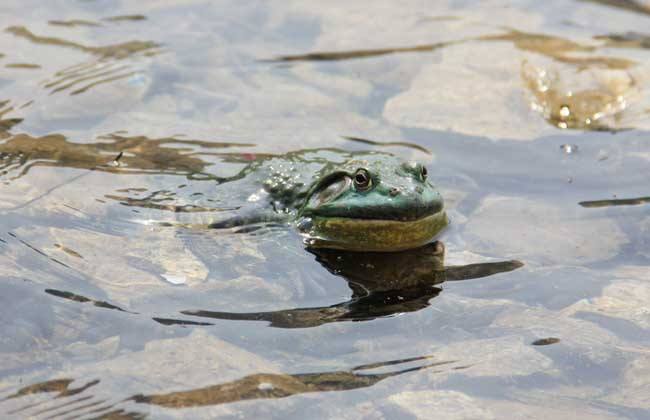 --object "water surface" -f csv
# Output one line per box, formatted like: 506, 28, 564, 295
1, 1, 650, 419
